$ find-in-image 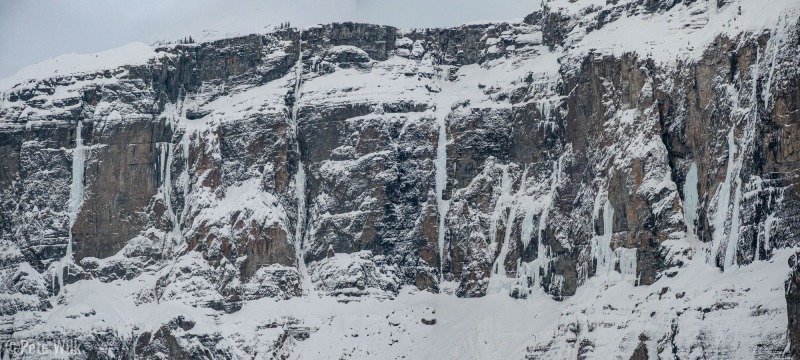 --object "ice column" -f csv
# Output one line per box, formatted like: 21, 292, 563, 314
57, 120, 86, 294
533, 156, 563, 287
683, 163, 699, 235
290, 32, 315, 295
710, 129, 736, 268
592, 194, 615, 275
618, 248, 638, 282
160, 139, 180, 255
488, 168, 528, 294
434, 107, 449, 281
